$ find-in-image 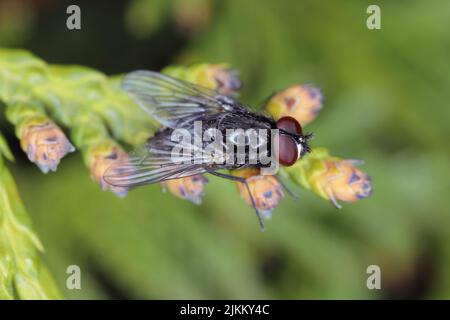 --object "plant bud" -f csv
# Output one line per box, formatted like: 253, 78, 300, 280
266, 85, 323, 126
164, 64, 242, 96
161, 175, 208, 204
193, 64, 241, 96
20, 121, 75, 173
88, 144, 129, 197
233, 168, 284, 219
313, 159, 372, 208
285, 148, 372, 208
